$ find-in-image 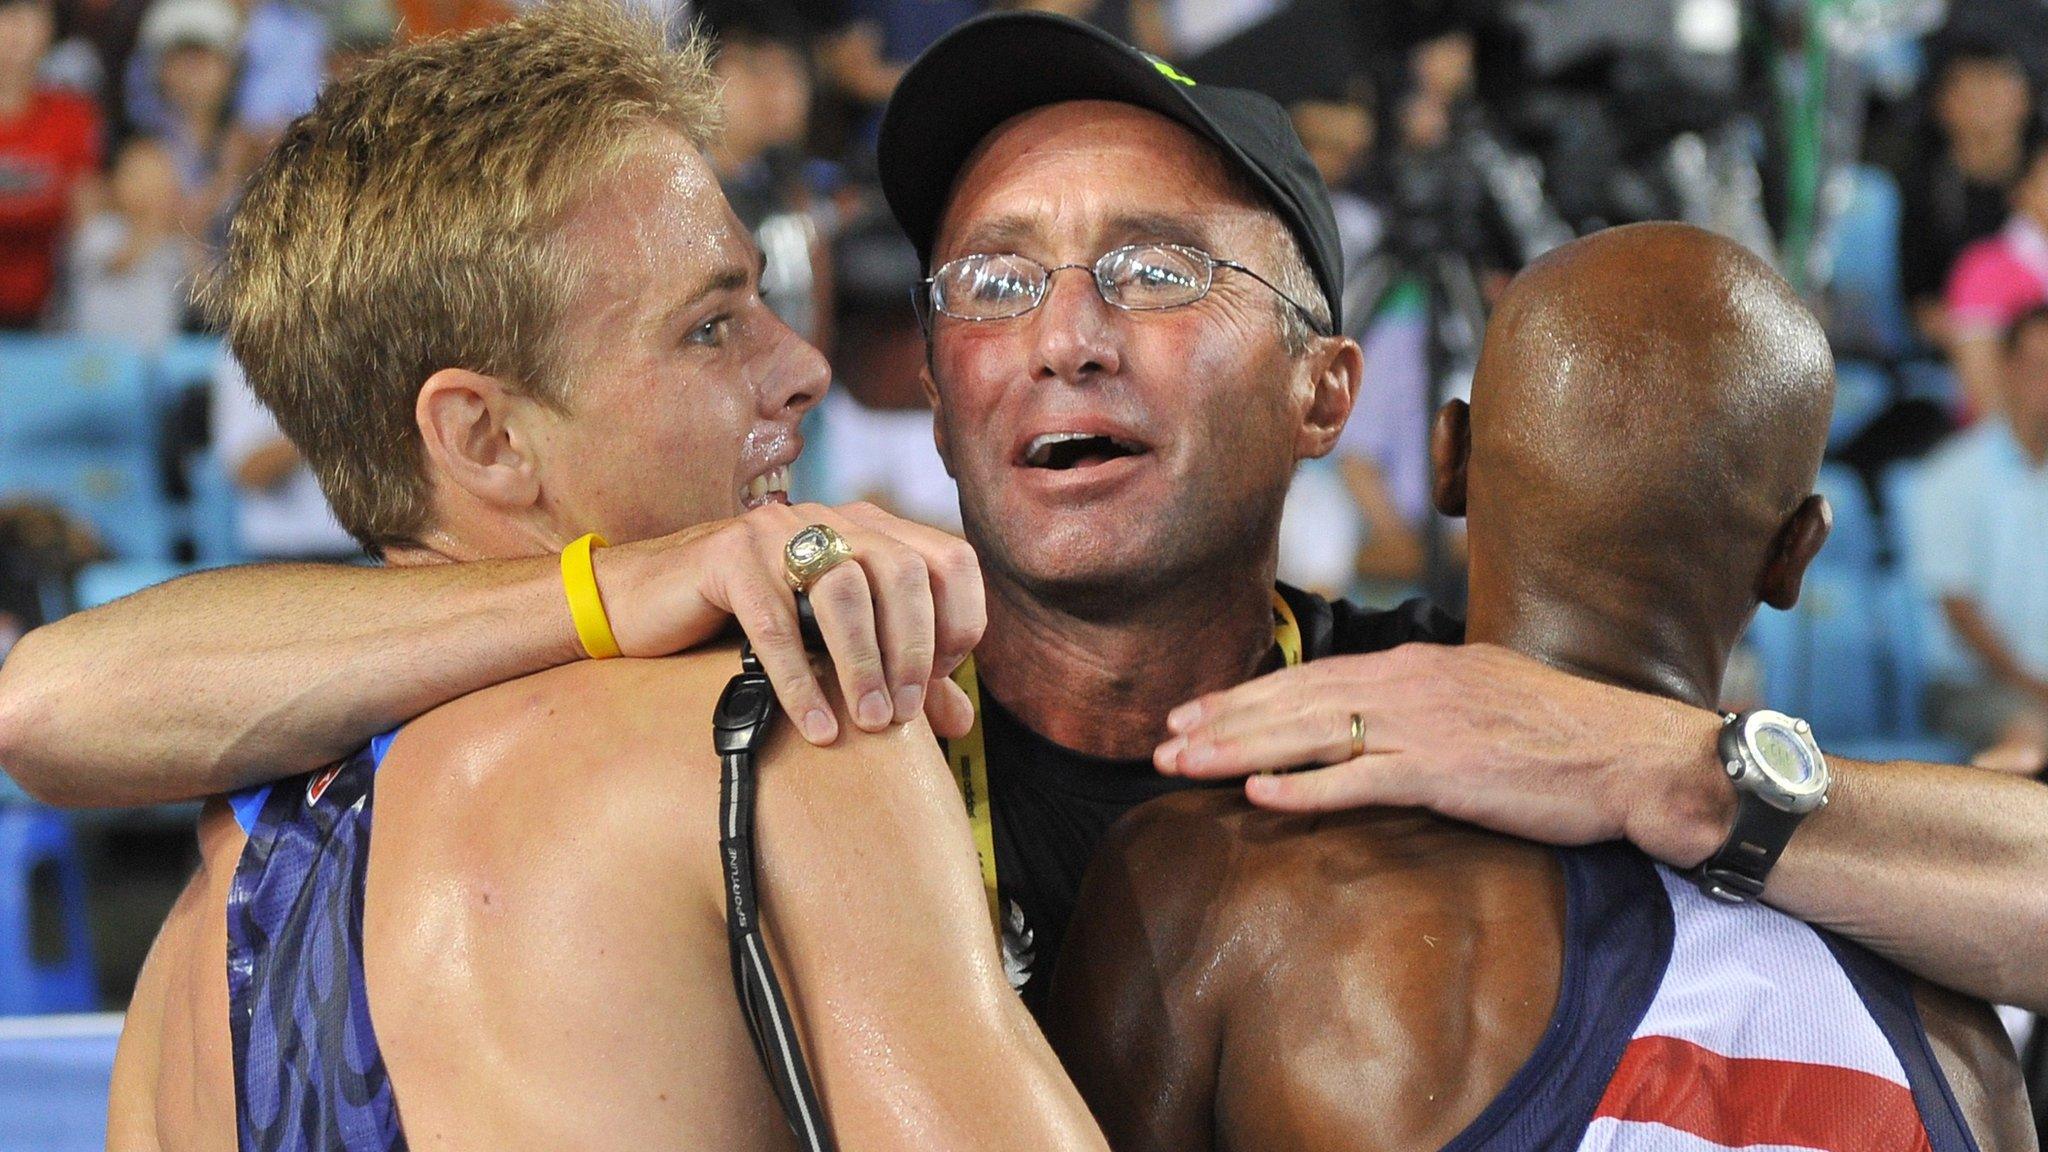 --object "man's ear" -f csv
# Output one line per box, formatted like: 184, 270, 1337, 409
416, 368, 543, 513
920, 364, 957, 477
1429, 399, 1471, 518
1294, 336, 1362, 459
1759, 493, 1831, 610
